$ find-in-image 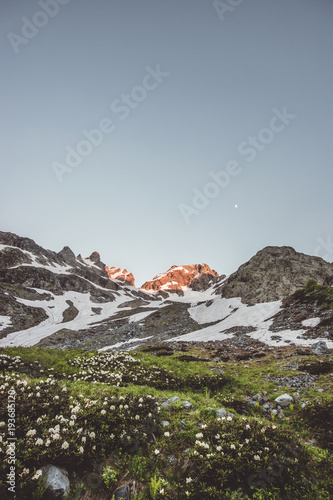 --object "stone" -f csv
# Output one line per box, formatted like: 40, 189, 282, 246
182, 401, 193, 409
168, 396, 181, 404
42, 464, 70, 500
274, 393, 293, 407
216, 408, 227, 418
114, 484, 130, 499
162, 420, 170, 427
312, 341, 328, 356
